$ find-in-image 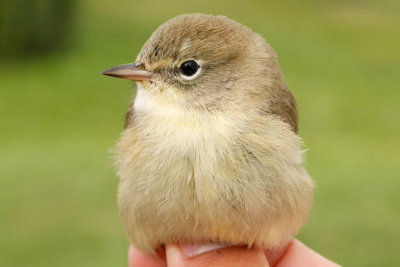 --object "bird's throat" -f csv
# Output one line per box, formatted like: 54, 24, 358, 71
133, 87, 237, 156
